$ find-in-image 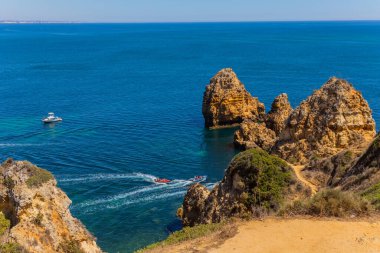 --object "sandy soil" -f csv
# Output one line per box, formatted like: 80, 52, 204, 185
209, 218, 380, 253
151, 218, 380, 253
